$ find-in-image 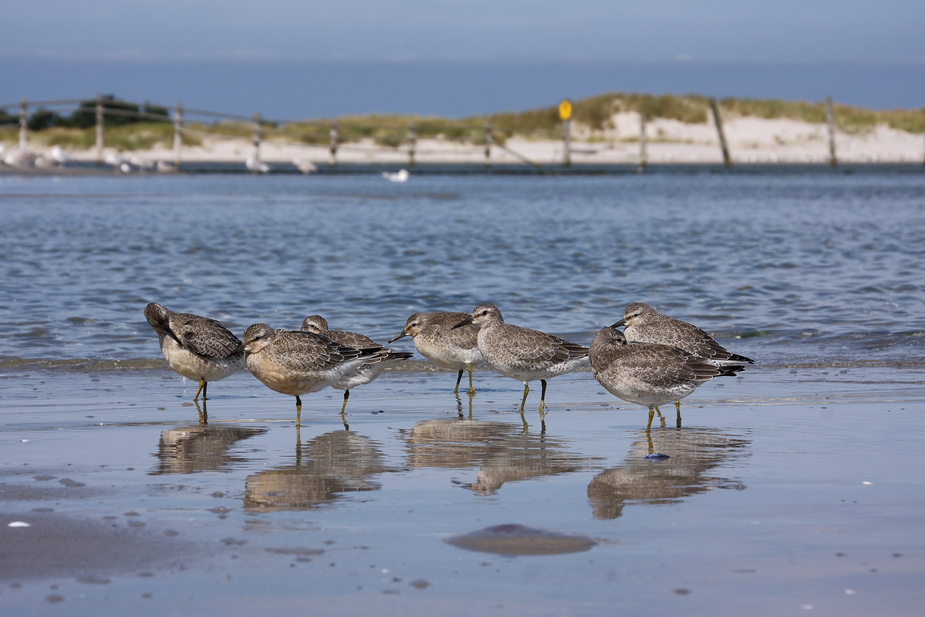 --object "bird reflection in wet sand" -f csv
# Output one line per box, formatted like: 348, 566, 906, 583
151, 421, 267, 475
244, 430, 388, 511
587, 428, 750, 519
403, 418, 593, 495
